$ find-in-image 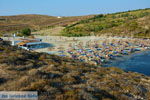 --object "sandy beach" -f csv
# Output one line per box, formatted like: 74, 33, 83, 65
3, 36, 150, 66
32, 36, 150, 65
